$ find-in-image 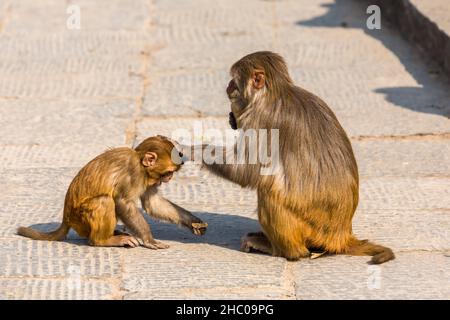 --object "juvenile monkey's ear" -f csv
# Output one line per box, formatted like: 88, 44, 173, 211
142, 152, 158, 167
252, 70, 265, 89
